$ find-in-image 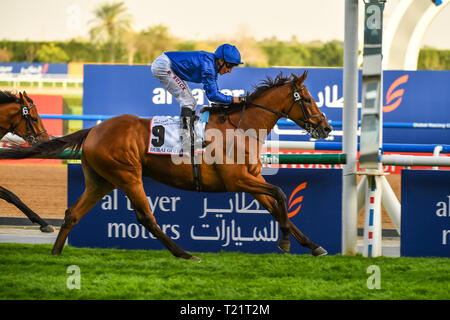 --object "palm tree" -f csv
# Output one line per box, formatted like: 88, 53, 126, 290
89, 1, 133, 63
